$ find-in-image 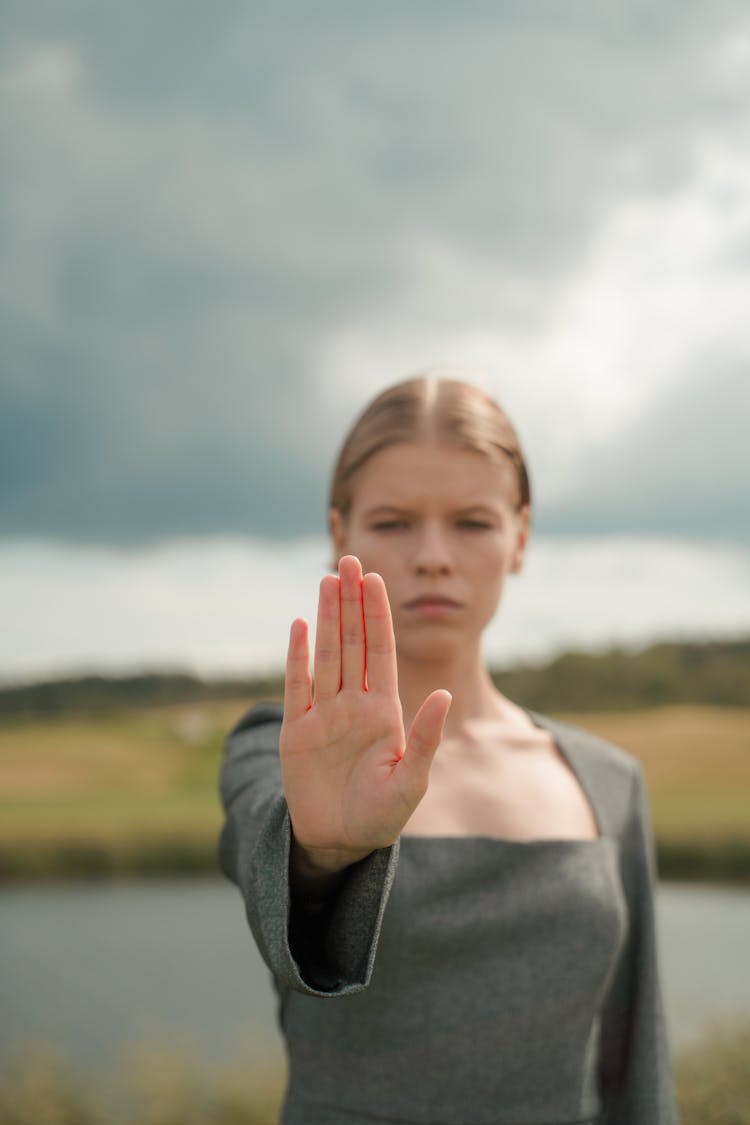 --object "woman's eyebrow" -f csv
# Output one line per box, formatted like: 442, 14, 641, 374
362, 504, 503, 519
363, 505, 416, 519
453, 505, 501, 516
